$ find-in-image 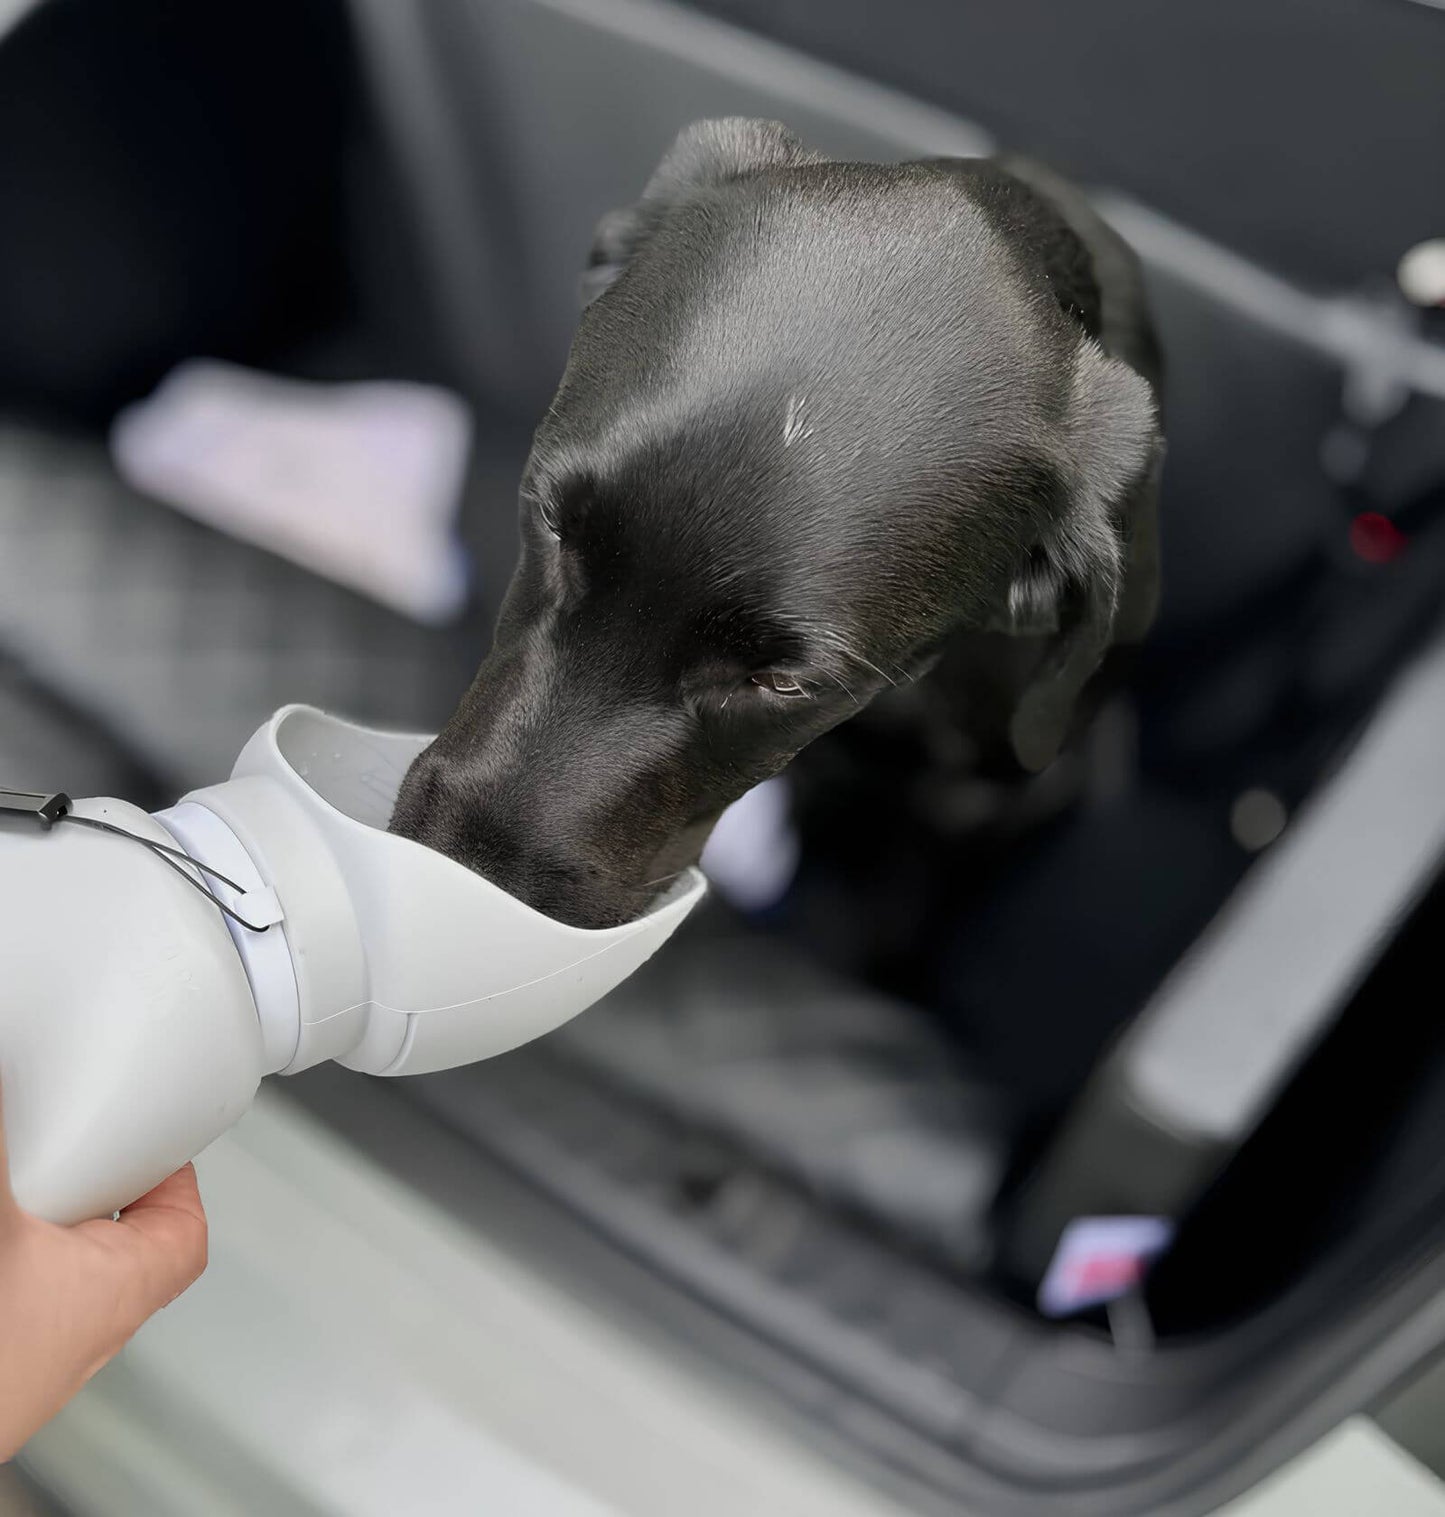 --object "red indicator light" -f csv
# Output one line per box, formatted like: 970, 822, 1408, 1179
1349, 512, 1407, 564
